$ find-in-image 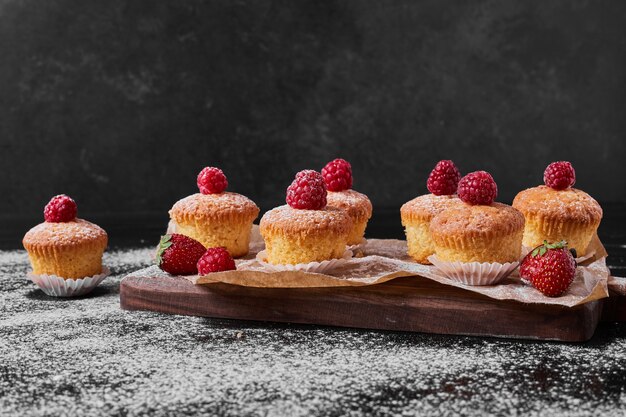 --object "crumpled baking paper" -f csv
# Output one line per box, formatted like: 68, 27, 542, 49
179, 227, 611, 308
